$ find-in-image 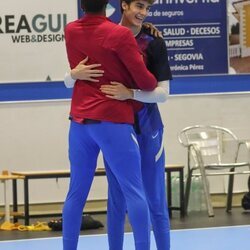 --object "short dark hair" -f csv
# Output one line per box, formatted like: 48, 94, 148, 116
120, 0, 155, 13
81, 0, 109, 13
